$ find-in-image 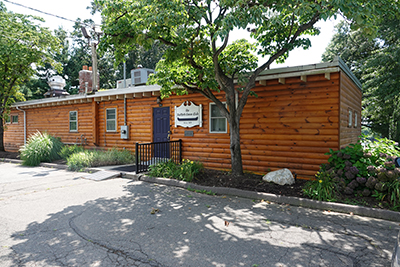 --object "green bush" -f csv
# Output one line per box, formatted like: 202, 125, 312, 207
67, 148, 135, 171
304, 135, 400, 209
67, 151, 93, 171
59, 145, 84, 160
89, 148, 135, 167
19, 131, 64, 166
148, 159, 203, 182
